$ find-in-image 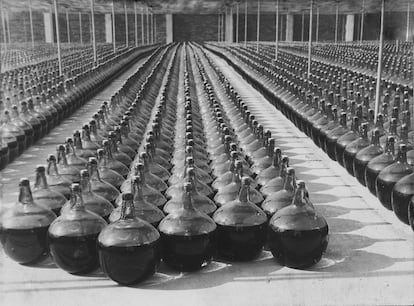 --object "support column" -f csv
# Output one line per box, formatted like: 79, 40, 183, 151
360, 0, 365, 44
6, 11, 10, 44
124, 1, 128, 47
256, 0, 260, 51
43, 12, 54, 43
221, 14, 225, 42
151, 13, 154, 44
374, 0, 385, 122
244, 0, 247, 46
225, 7, 234, 43
79, 12, 83, 44
345, 14, 355, 41
217, 13, 220, 42
166, 14, 173, 43
274, 0, 279, 60
141, 7, 144, 45
90, 0, 97, 64
286, 14, 293, 42
236, 3, 239, 43
307, 0, 313, 79
406, 2, 410, 42
66, 10, 70, 43
29, 0, 35, 47
134, 2, 138, 46
154, 14, 157, 43
1, 11, 7, 46
316, 6, 319, 42
301, 12, 304, 42
112, 1, 116, 52
0, 1, 7, 48
105, 13, 112, 43
53, 0, 62, 75
335, 3, 339, 43
146, 7, 149, 45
